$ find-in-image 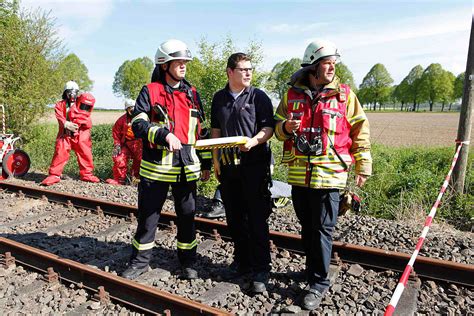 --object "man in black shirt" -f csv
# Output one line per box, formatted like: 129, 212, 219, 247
211, 53, 274, 293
